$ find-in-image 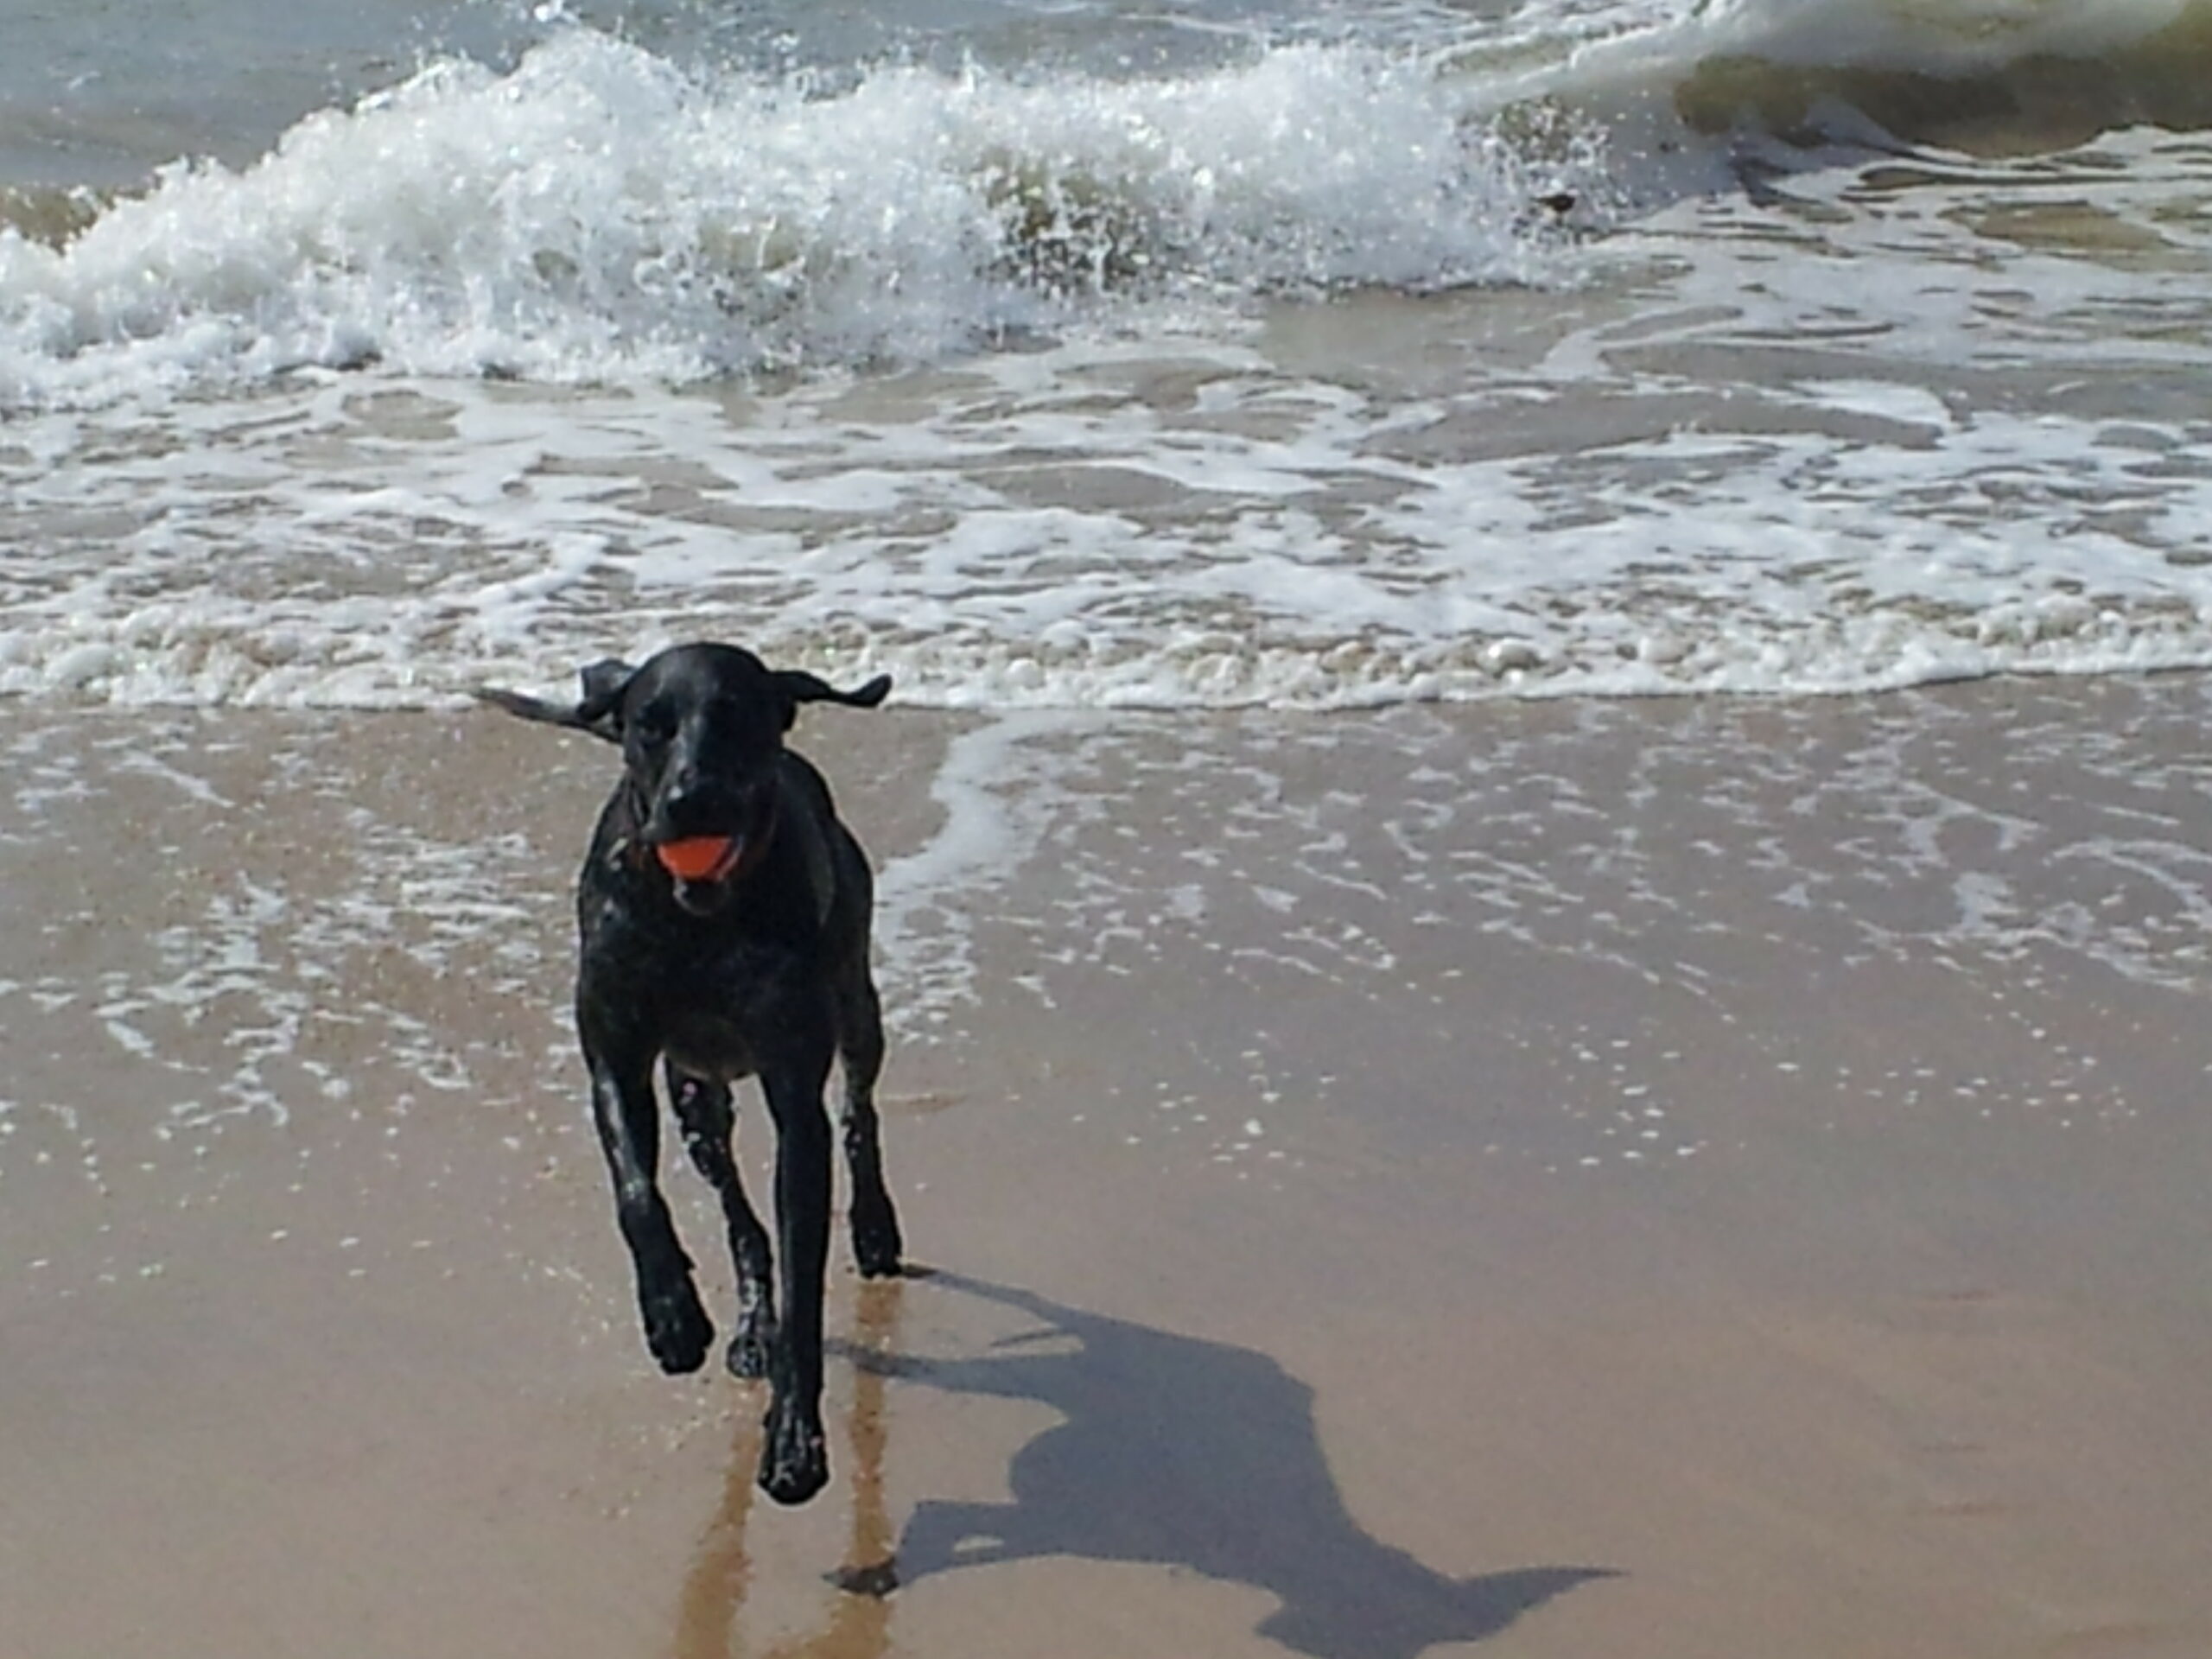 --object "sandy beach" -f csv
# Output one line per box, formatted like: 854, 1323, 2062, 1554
4, 672, 2212, 1659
